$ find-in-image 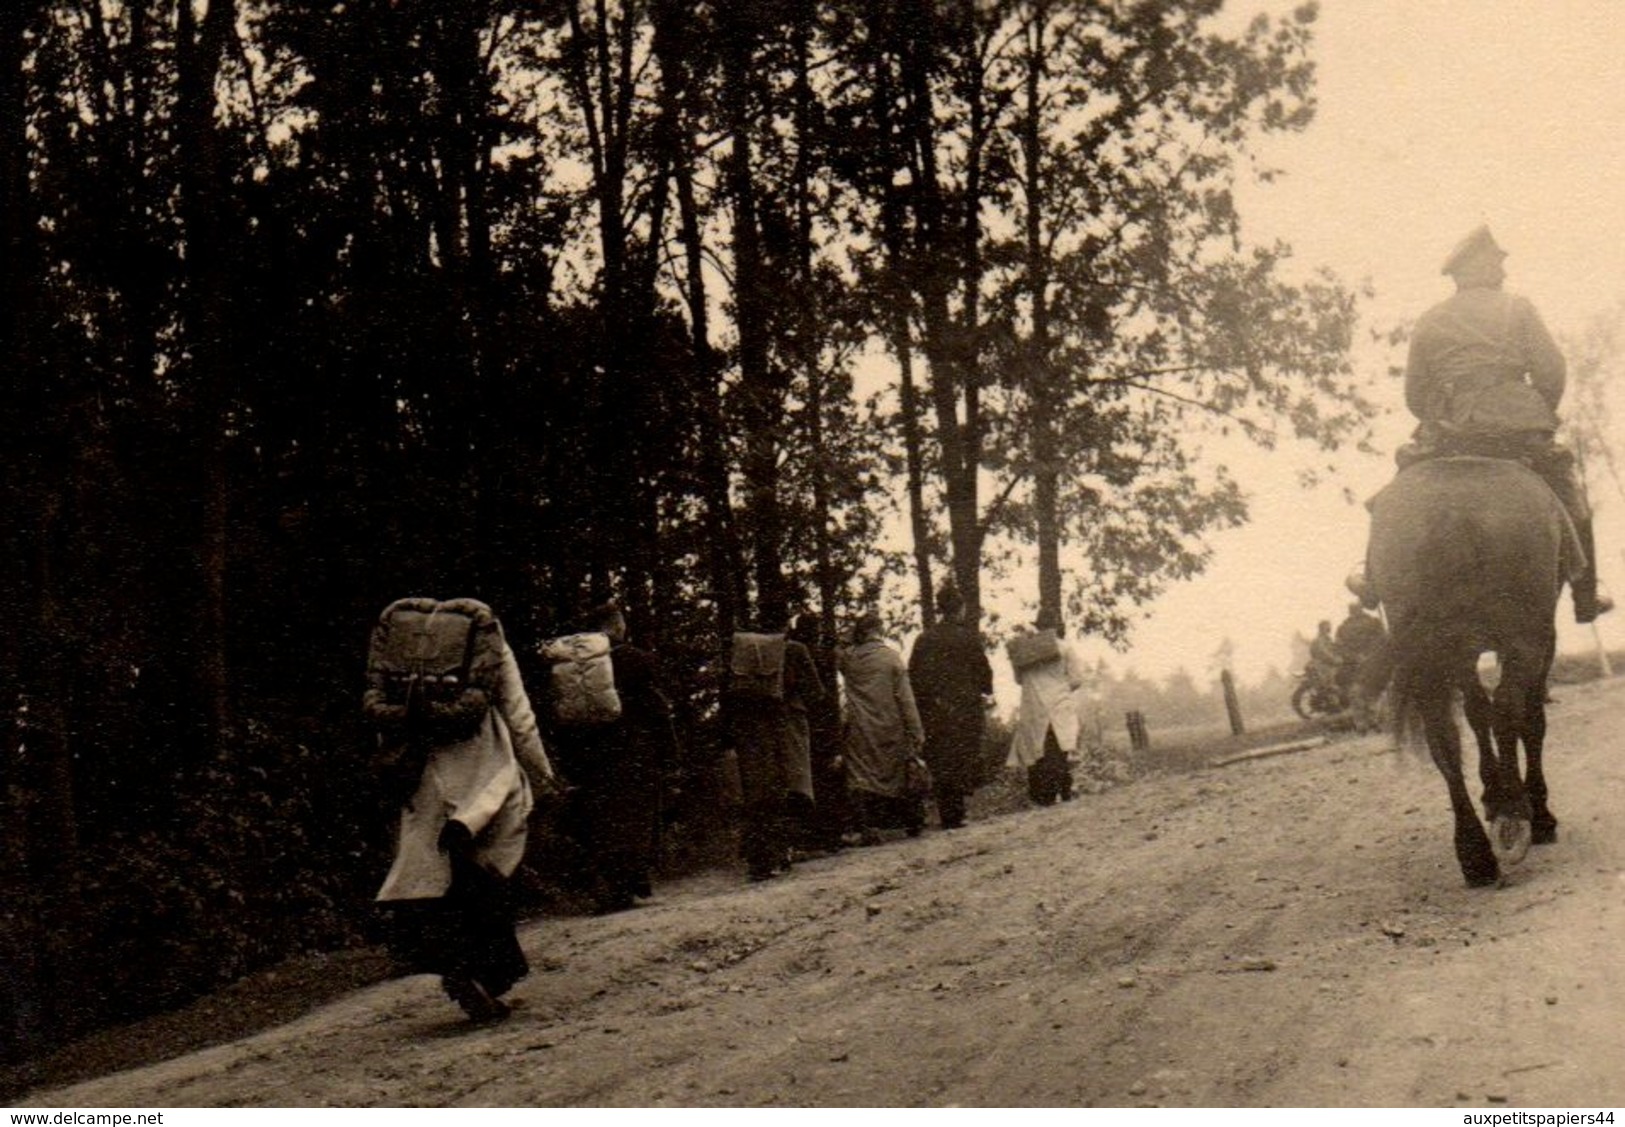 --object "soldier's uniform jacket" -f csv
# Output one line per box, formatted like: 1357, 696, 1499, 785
1404, 286, 1566, 438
